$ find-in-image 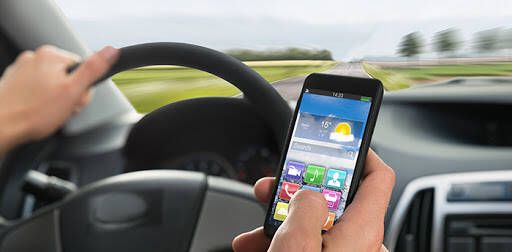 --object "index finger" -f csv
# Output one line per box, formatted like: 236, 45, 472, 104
68, 46, 119, 90
253, 177, 275, 203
